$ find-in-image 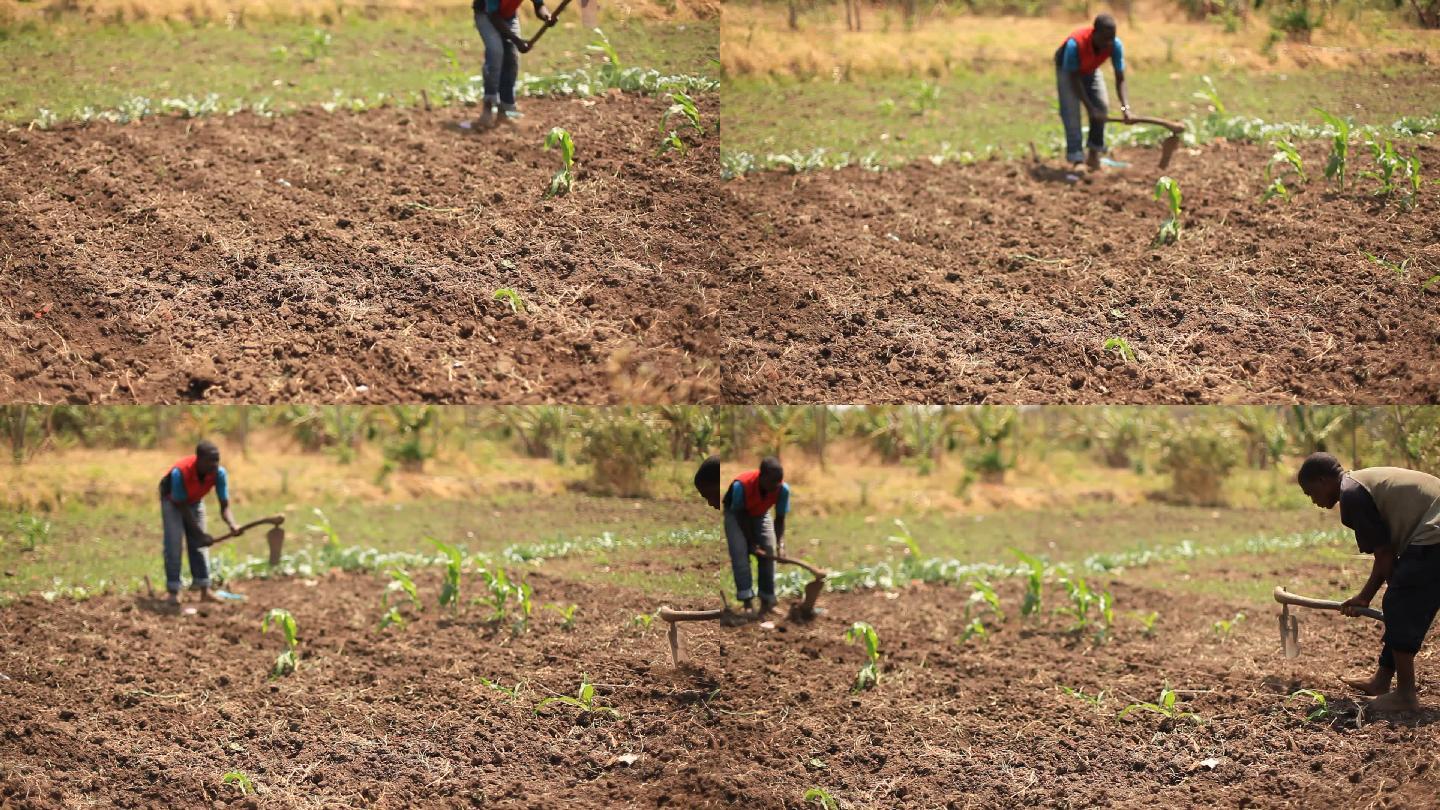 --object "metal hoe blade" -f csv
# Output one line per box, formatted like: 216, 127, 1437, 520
1280, 604, 1301, 658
